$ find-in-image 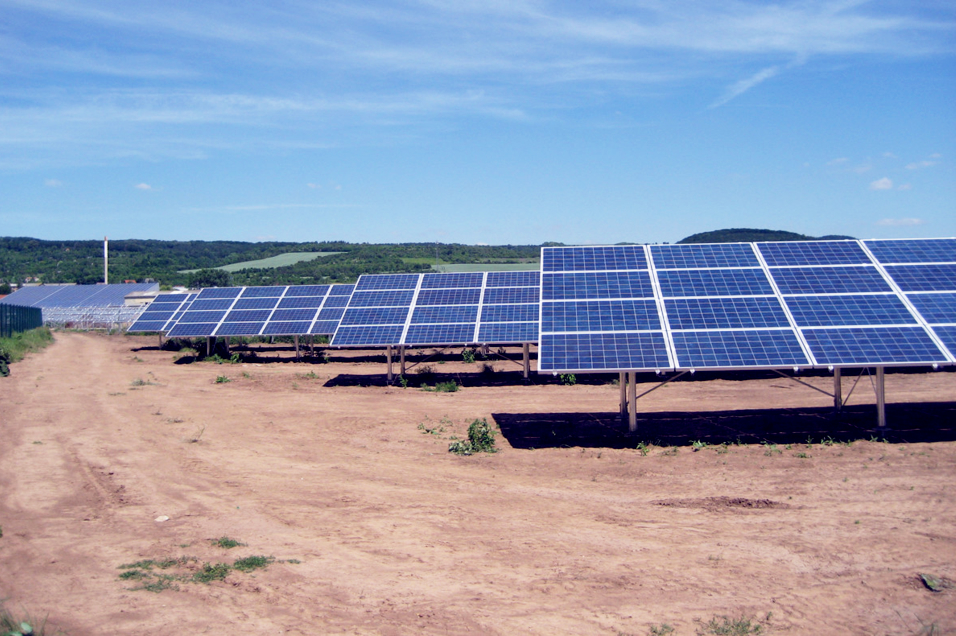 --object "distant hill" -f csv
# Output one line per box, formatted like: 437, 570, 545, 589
678, 228, 855, 244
